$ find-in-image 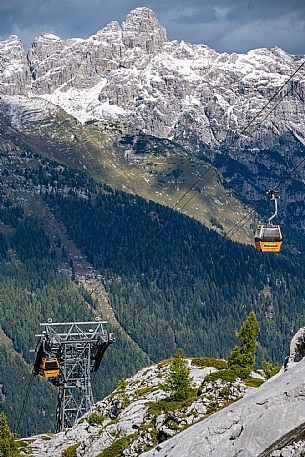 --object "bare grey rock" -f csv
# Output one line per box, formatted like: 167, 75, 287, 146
122, 8, 166, 53
142, 349, 305, 457
0, 35, 30, 95
283, 327, 305, 370
25, 358, 252, 456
